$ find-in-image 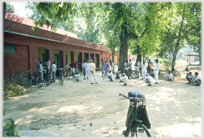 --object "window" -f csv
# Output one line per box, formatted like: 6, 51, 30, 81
4, 43, 16, 54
